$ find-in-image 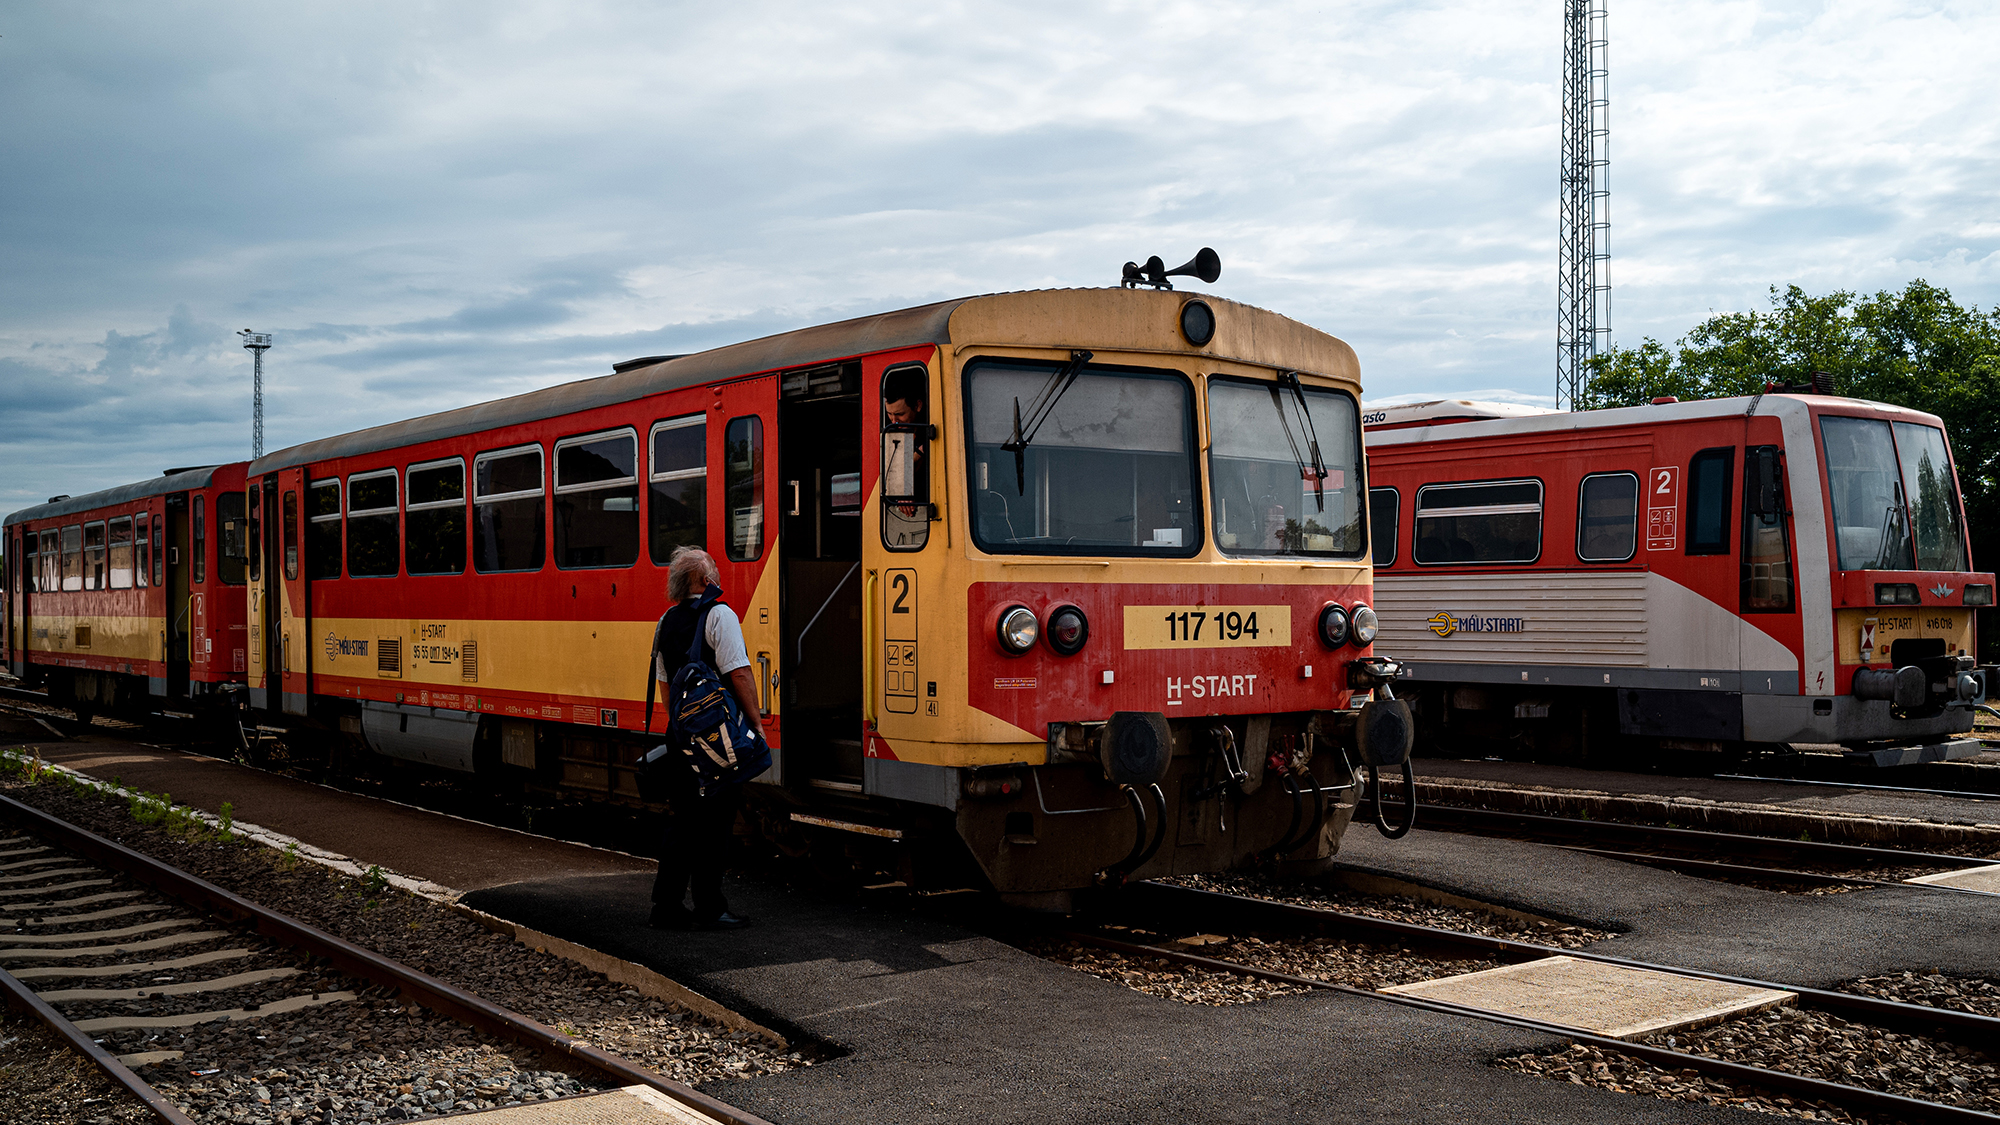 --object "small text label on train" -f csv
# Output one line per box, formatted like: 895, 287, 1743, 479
1166, 674, 1260, 703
